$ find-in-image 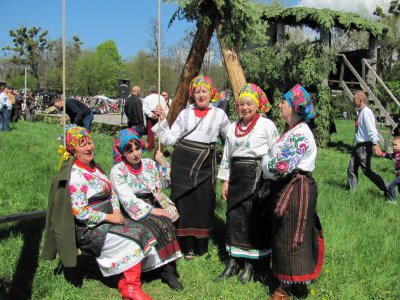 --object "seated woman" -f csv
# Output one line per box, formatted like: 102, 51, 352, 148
261, 84, 324, 299
43, 125, 182, 300
110, 128, 183, 290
